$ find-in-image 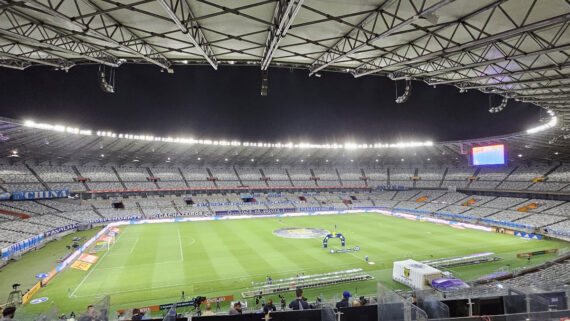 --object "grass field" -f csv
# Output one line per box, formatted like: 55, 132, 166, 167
9, 212, 568, 316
